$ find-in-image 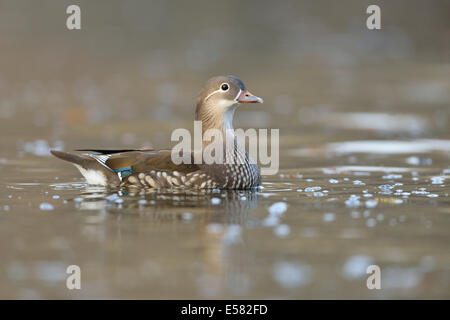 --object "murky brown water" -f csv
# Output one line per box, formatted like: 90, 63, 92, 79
1, 1, 450, 299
